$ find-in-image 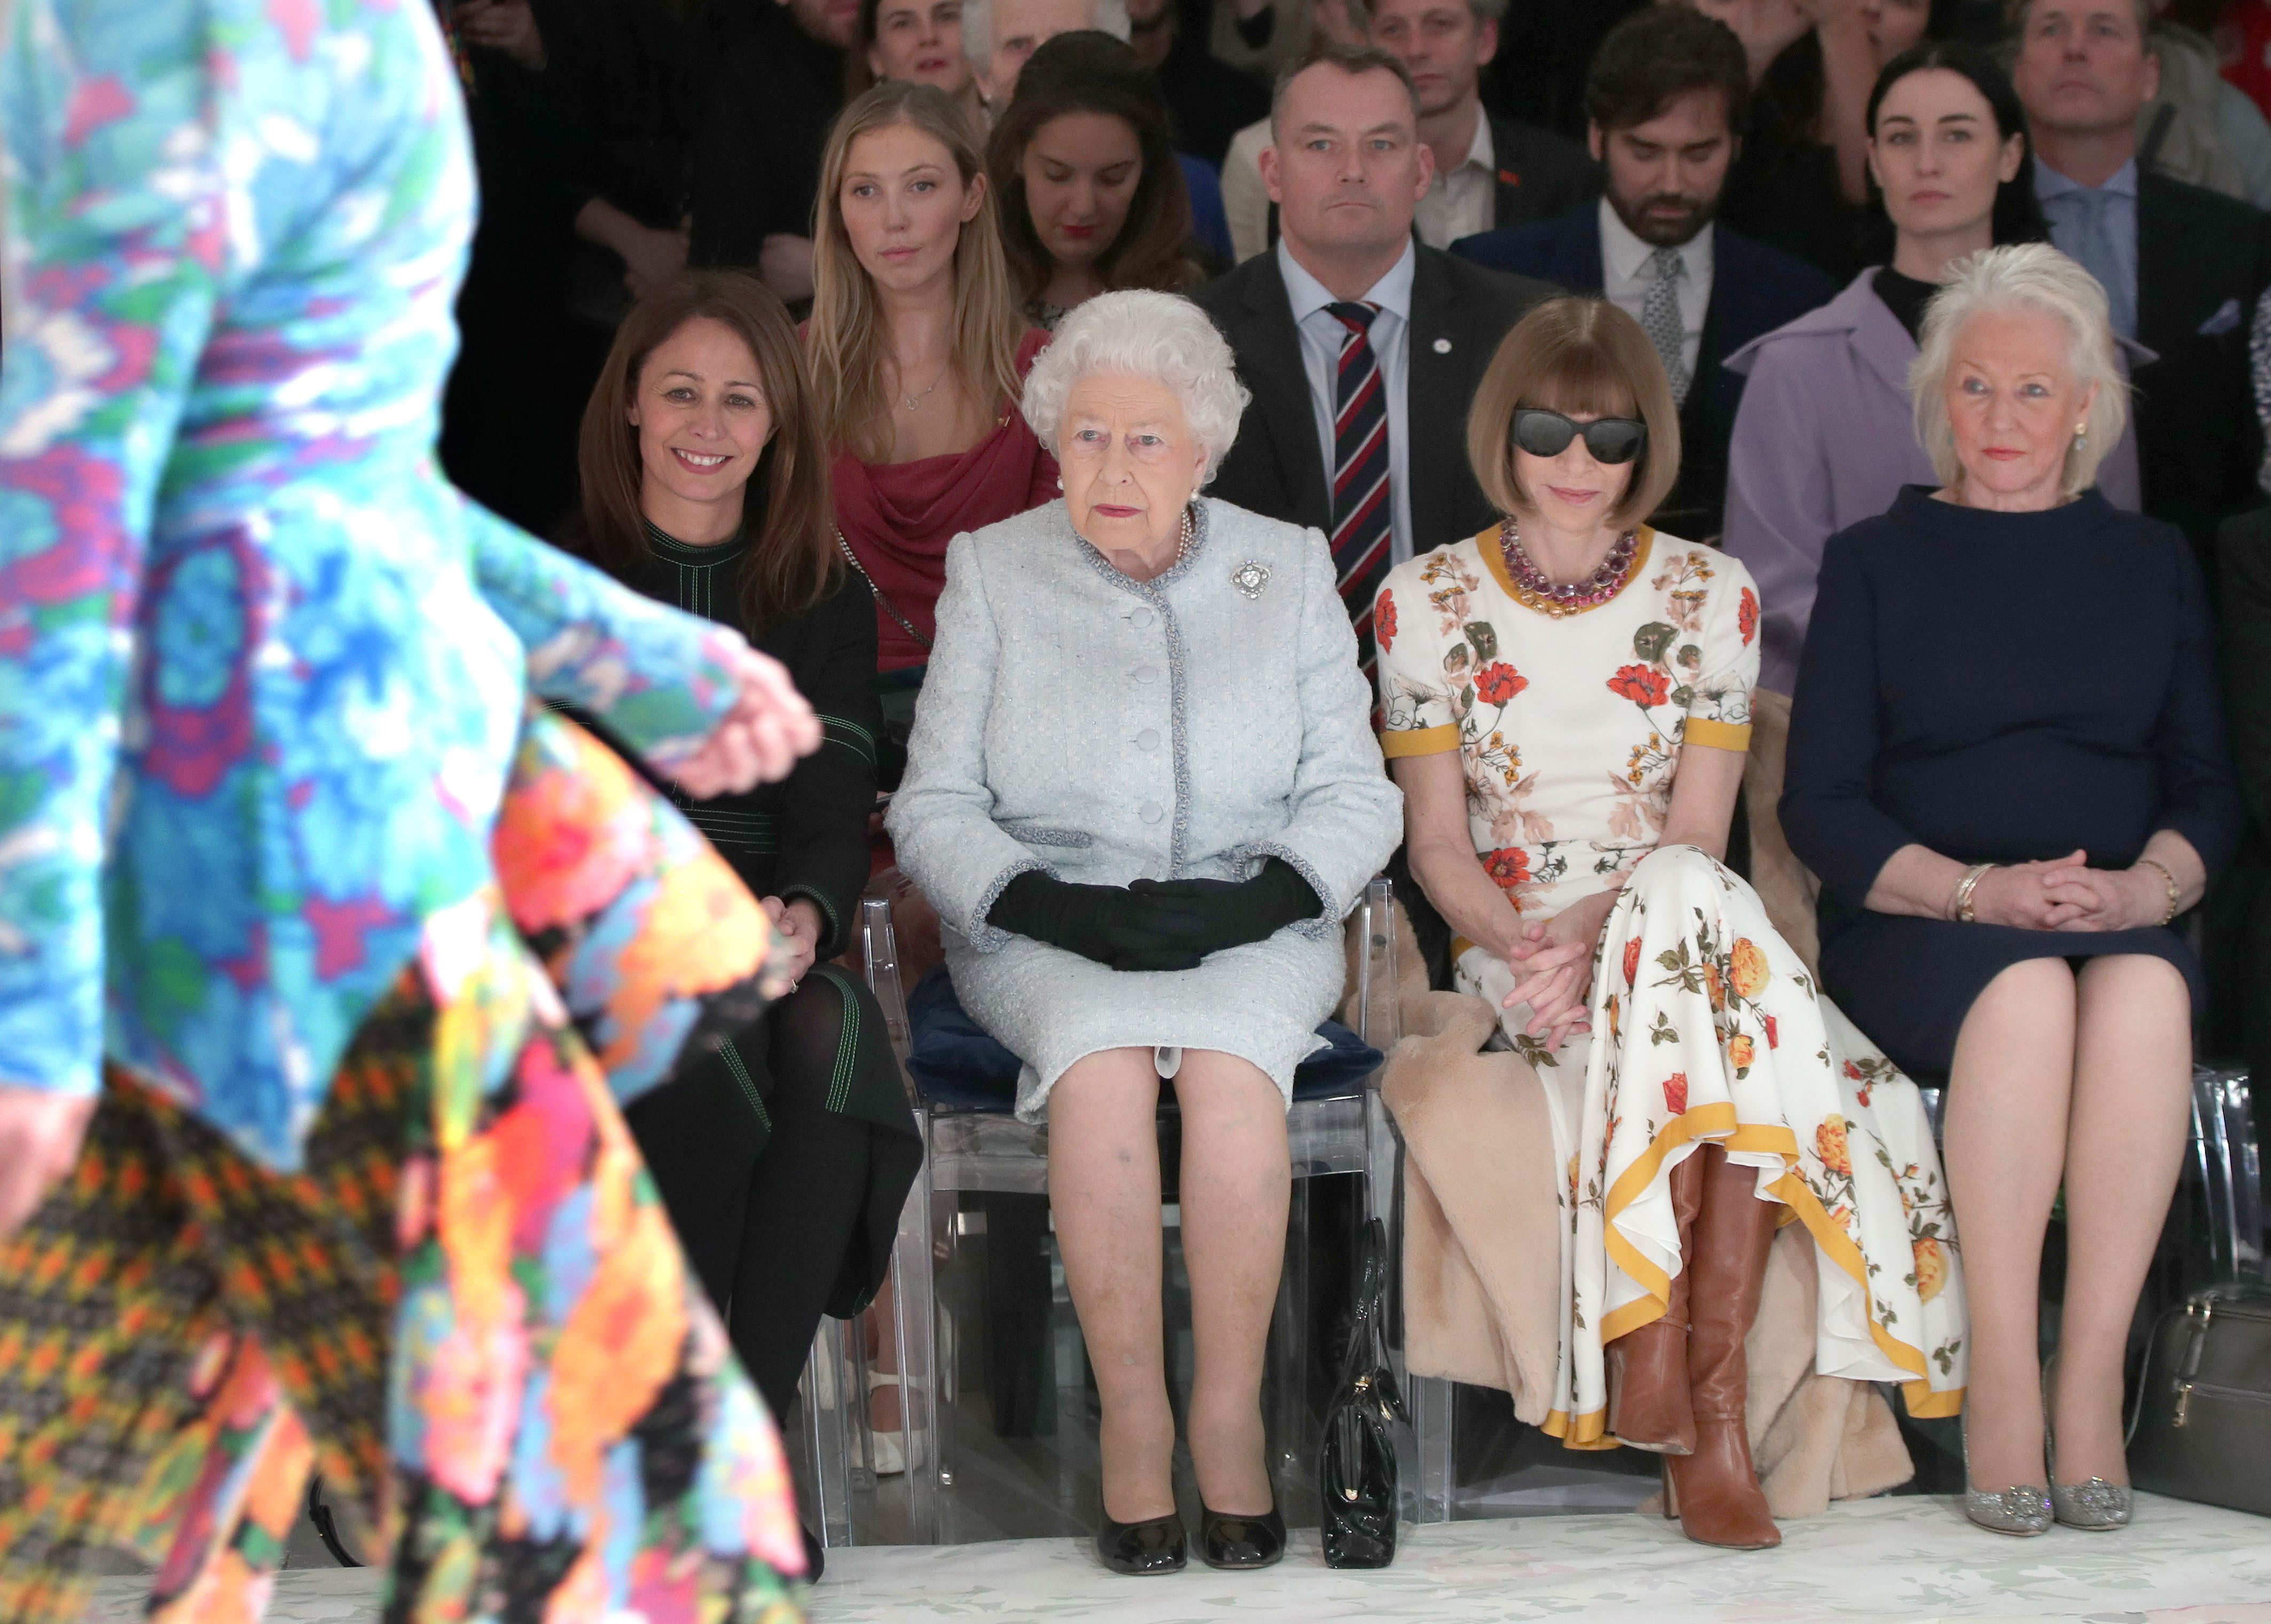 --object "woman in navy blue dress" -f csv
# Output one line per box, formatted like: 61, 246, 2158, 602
1782, 245, 2242, 1537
